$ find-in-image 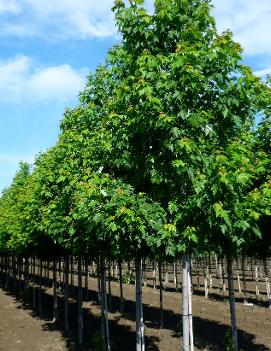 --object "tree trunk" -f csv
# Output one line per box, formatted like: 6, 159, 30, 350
152, 260, 157, 290
108, 261, 112, 311
52, 258, 58, 323
158, 260, 164, 328
24, 257, 29, 290
135, 256, 145, 351
118, 260, 124, 313
241, 256, 248, 305
97, 256, 101, 303
85, 258, 89, 301
173, 261, 178, 290
64, 256, 69, 332
70, 255, 74, 296
142, 259, 147, 288
32, 258, 36, 310
227, 257, 238, 351
208, 254, 212, 288
100, 255, 111, 351
18, 257, 22, 298
254, 259, 260, 297
204, 257, 209, 299
182, 251, 190, 351
78, 256, 83, 344
187, 253, 194, 351
263, 259, 271, 308
38, 259, 42, 316
236, 258, 242, 294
